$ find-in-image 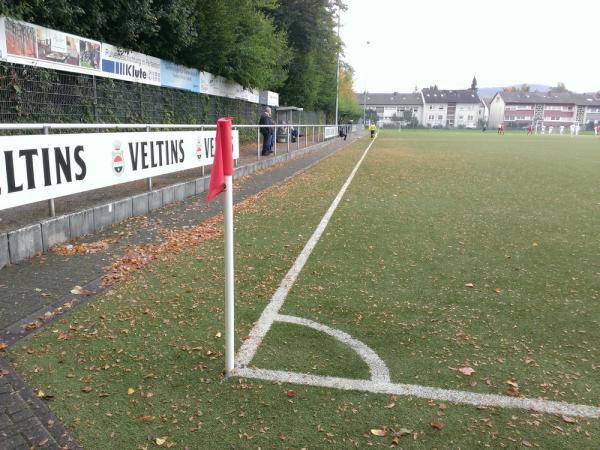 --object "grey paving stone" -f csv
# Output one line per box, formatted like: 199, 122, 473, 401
113, 198, 133, 223
7, 225, 43, 263
41, 216, 70, 251
162, 186, 175, 204
132, 193, 149, 216
148, 190, 163, 211
0, 233, 9, 270
69, 209, 94, 238
173, 183, 186, 202
184, 181, 196, 198
93, 204, 114, 232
